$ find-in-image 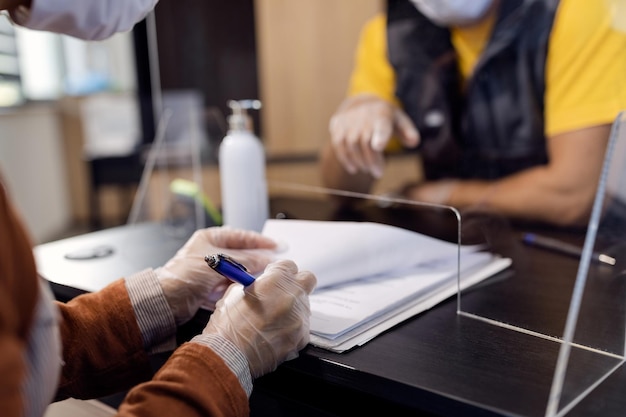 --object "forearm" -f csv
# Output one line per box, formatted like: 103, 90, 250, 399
55, 280, 154, 400
125, 270, 253, 397
56, 270, 253, 403
119, 342, 249, 417
447, 167, 596, 226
